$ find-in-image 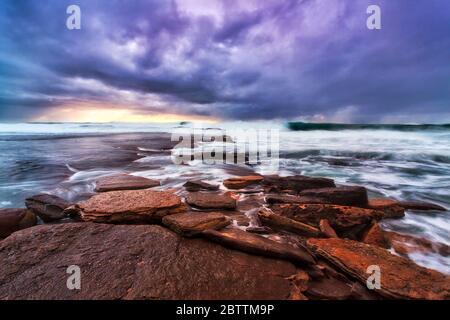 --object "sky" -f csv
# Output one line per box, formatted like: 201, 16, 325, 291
0, 0, 449, 123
